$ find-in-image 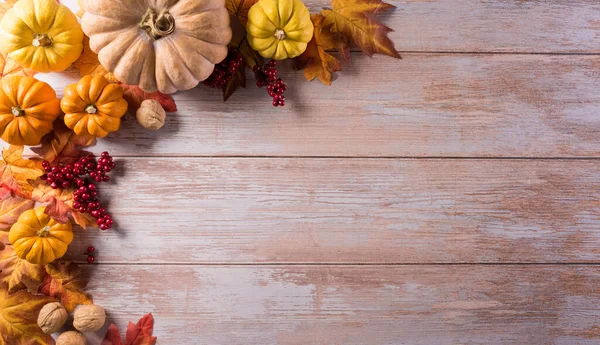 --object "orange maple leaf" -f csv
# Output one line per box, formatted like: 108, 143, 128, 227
39, 262, 92, 313
296, 14, 345, 85
30, 180, 98, 229
102, 313, 157, 345
0, 146, 44, 198
72, 37, 117, 82
0, 285, 56, 345
31, 120, 96, 163
0, 244, 45, 294
321, 0, 400, 58
0, 189, 34, 230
